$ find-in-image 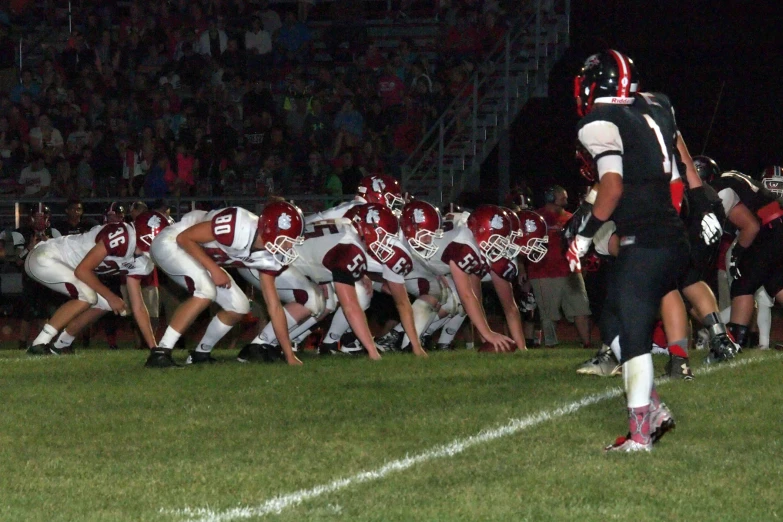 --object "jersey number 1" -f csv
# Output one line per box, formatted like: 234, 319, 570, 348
642, 114, 672, 175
